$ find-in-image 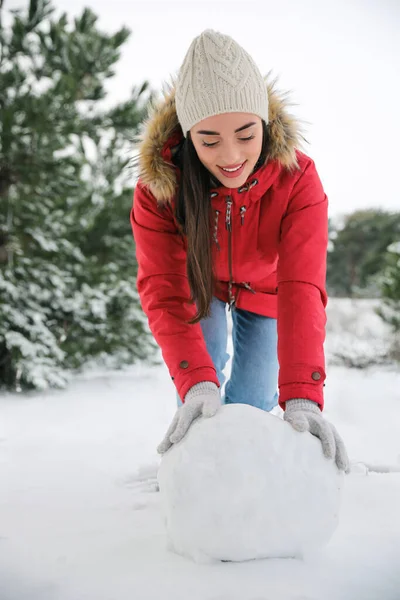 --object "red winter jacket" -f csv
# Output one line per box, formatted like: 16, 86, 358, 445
131, 82, 328, 410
